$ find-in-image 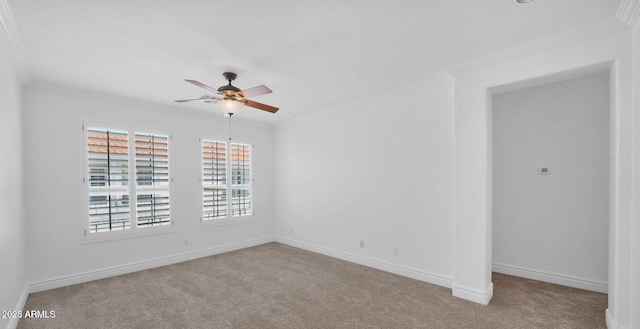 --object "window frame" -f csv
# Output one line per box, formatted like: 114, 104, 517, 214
82, 122, 175, 242
199, 137, 255, 228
